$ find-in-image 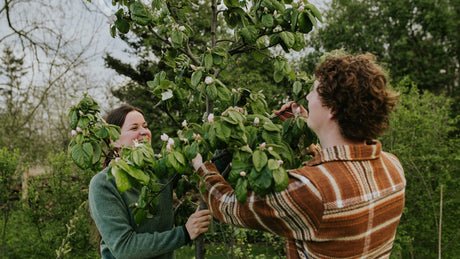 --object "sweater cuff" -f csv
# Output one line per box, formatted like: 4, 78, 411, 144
182, 225, 191, 244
